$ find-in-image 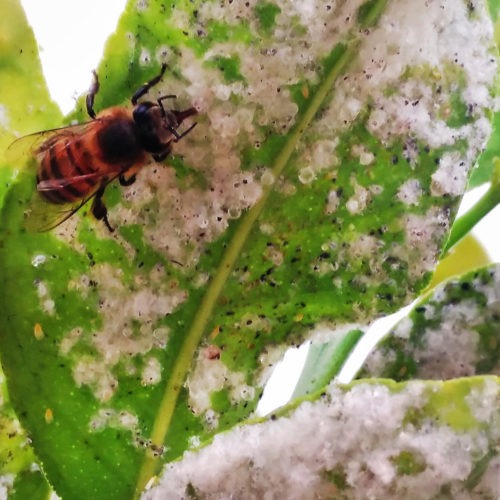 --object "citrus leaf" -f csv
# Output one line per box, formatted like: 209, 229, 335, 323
0, 0, 496, 498
144, 377, 500, 499
0, 0, 61, 208
468, 0, 500, 187
0, 380, 48, 499
0, 0, 60, 497
361, 264, 500, 381
291, 328, 364, 399
427, 233, 491, 289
